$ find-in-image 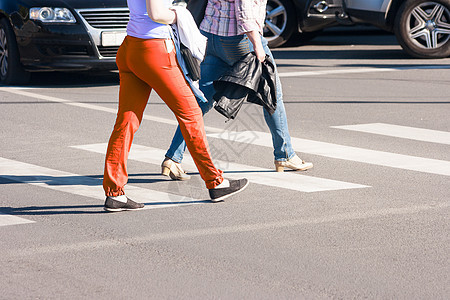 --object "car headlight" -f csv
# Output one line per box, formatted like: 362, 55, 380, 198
29, 7, 76, 23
